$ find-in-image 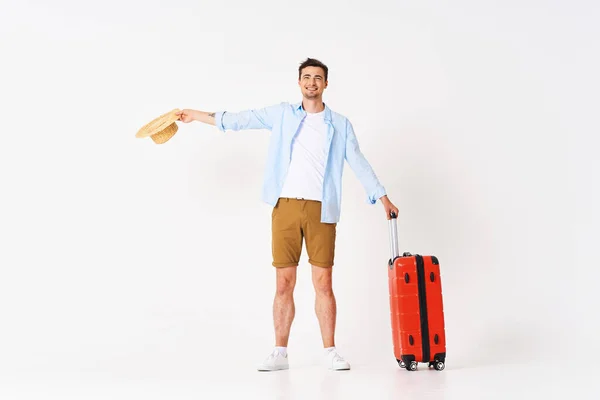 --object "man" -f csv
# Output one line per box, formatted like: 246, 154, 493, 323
176, 58, 399, 371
